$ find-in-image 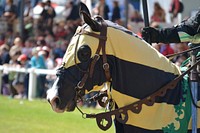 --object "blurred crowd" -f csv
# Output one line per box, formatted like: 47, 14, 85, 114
0, 0, 189, 103
0, 0, 81, 99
